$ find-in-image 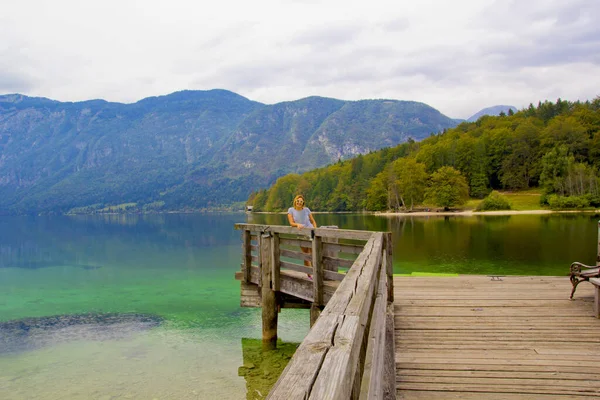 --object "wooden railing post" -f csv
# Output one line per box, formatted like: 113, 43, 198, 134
261, 232, 278, 350
272, 232, 281, 292
311, 233, 323, 327
385, 232, 393, 303
596, 220, 600, 267
242, 230, 252, 283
